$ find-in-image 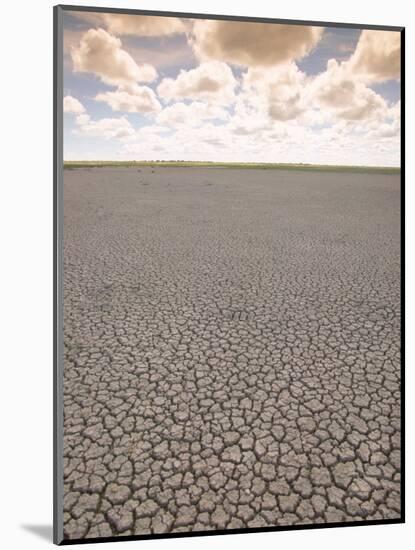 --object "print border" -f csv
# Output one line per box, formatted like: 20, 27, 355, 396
53, 4, 405, 544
